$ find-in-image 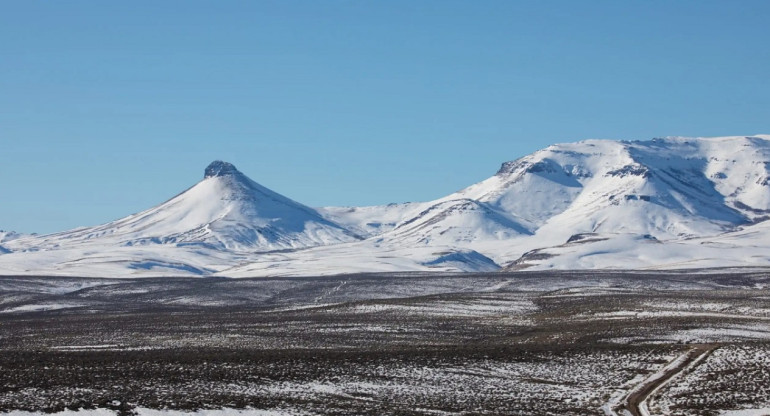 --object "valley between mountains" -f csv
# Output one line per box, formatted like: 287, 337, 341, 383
2, 135, 770, 277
